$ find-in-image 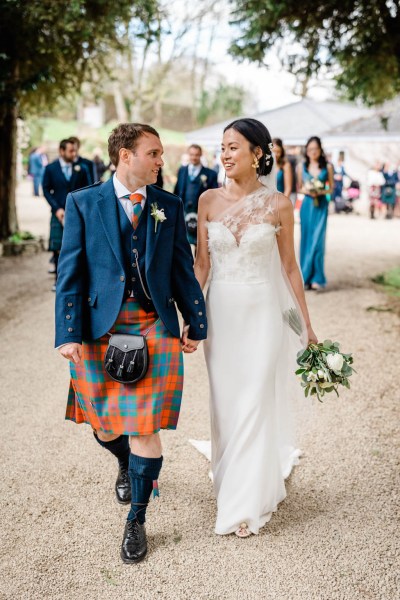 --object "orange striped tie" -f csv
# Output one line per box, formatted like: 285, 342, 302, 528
129, 193, 144, 229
